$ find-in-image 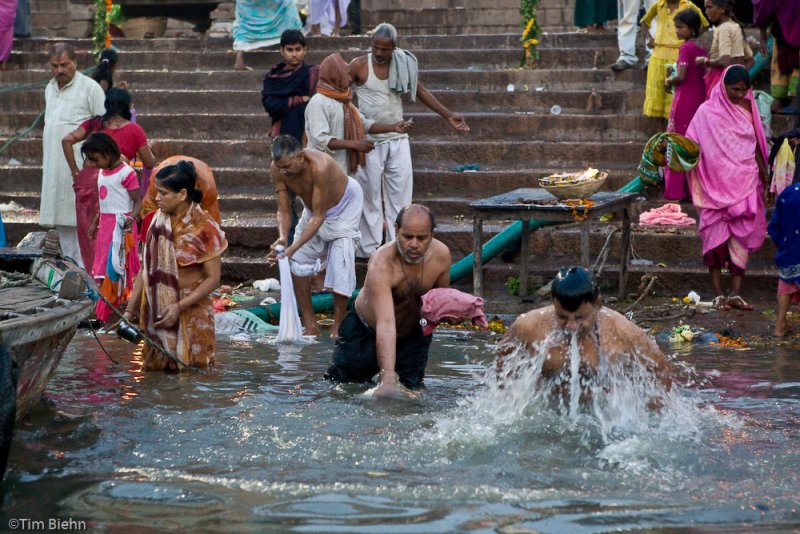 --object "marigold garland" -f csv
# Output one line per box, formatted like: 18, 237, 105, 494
520, 0, 541, 67
93, 0, 113, 56
564, 199, 595, 221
